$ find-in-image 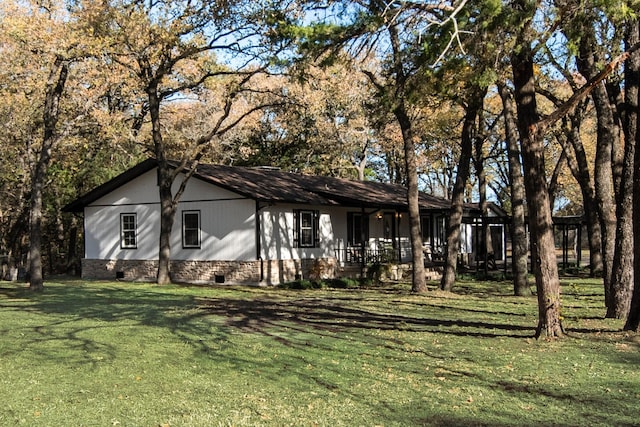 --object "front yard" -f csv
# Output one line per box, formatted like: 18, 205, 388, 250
0, 278, 637, 426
